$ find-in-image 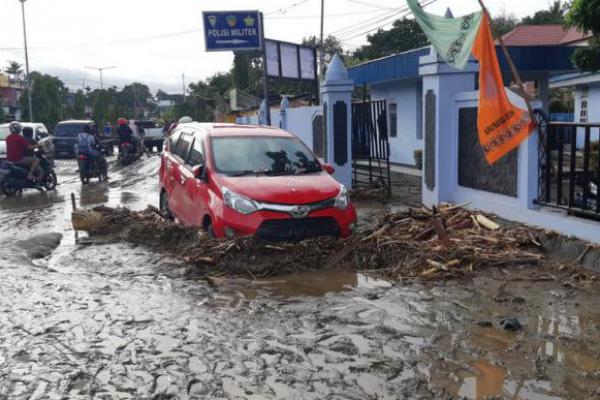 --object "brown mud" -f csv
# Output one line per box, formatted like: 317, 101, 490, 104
1, 157, 599, 399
